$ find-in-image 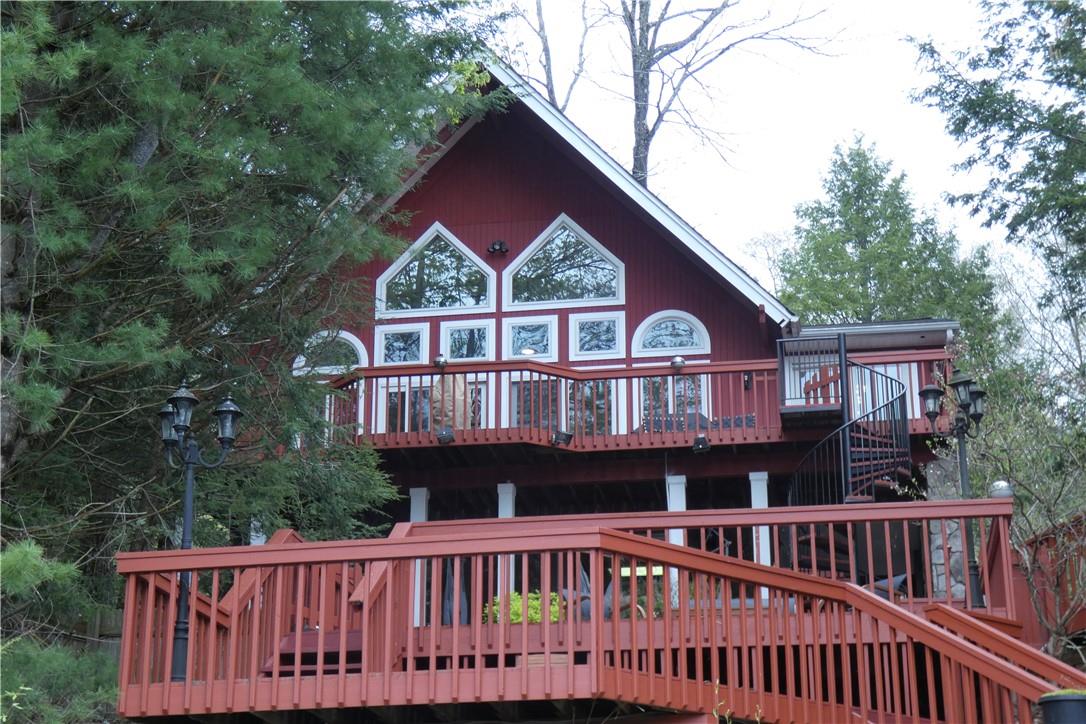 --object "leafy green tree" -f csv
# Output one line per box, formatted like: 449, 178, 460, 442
773, 138, 1002, 352
916, 1, 1086, 662
0, 0, 497, 688
915, 0, 1086, 305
